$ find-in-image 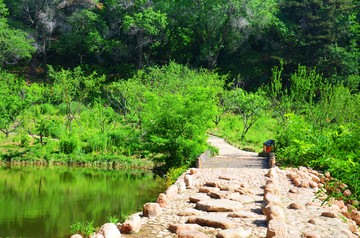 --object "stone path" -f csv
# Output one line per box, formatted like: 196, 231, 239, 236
202, 136, 269, 169
104, 138, 360, 238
